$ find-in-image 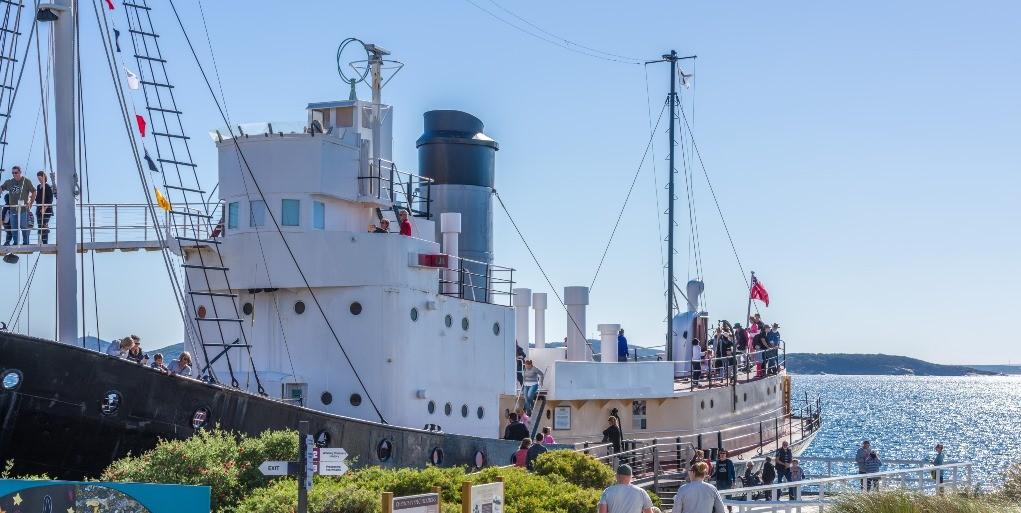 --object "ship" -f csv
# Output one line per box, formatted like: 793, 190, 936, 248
0, 2, 819, 480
